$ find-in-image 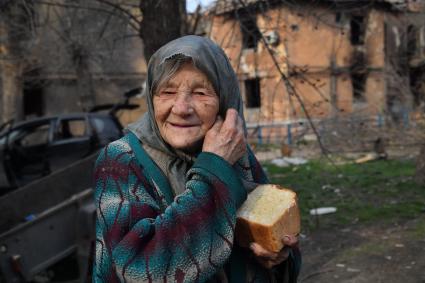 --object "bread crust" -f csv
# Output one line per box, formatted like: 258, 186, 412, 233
235, 185, 300, 252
